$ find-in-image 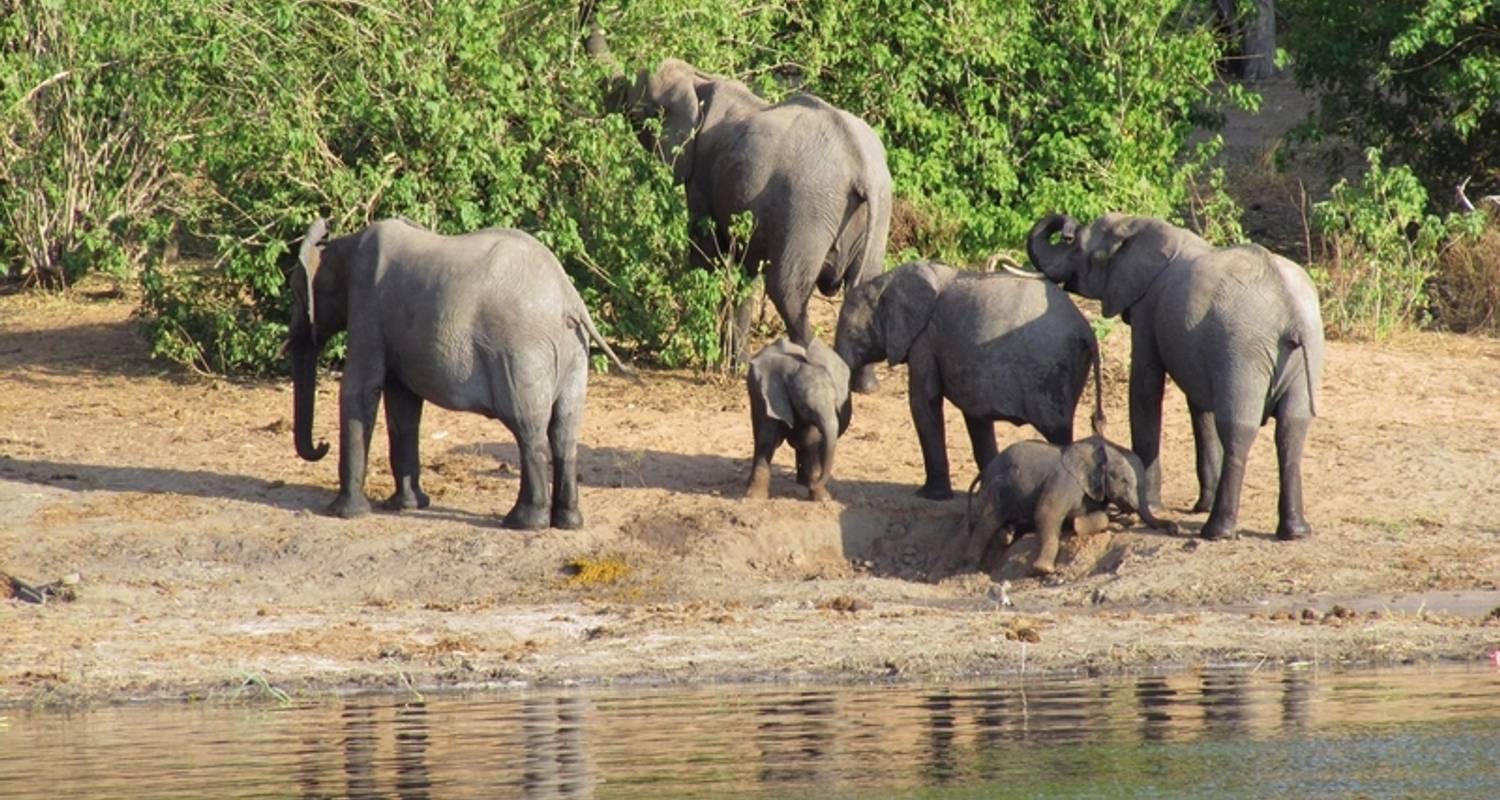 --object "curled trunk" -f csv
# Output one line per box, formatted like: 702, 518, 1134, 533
1026, 213, 1077, 282
292, 341, 329, 462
